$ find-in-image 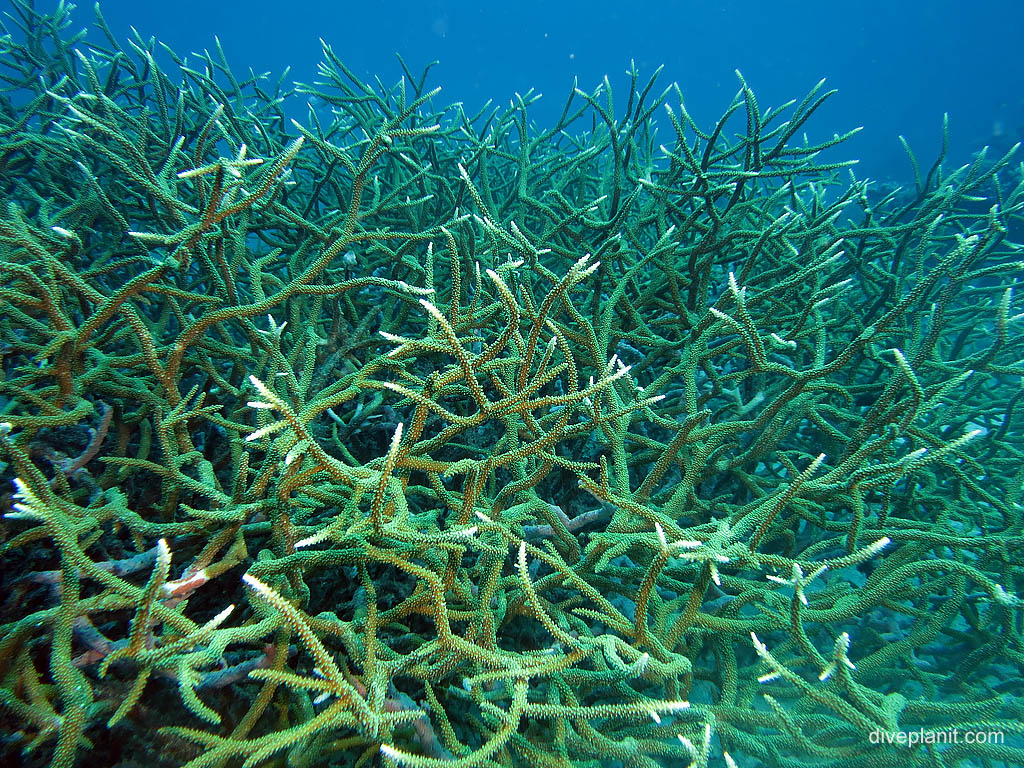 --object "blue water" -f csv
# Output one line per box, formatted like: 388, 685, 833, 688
74, 0, 1024, 182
